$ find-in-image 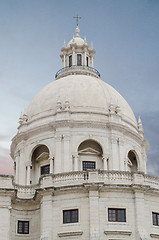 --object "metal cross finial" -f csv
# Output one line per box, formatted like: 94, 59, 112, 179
73, 14, 81, 26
